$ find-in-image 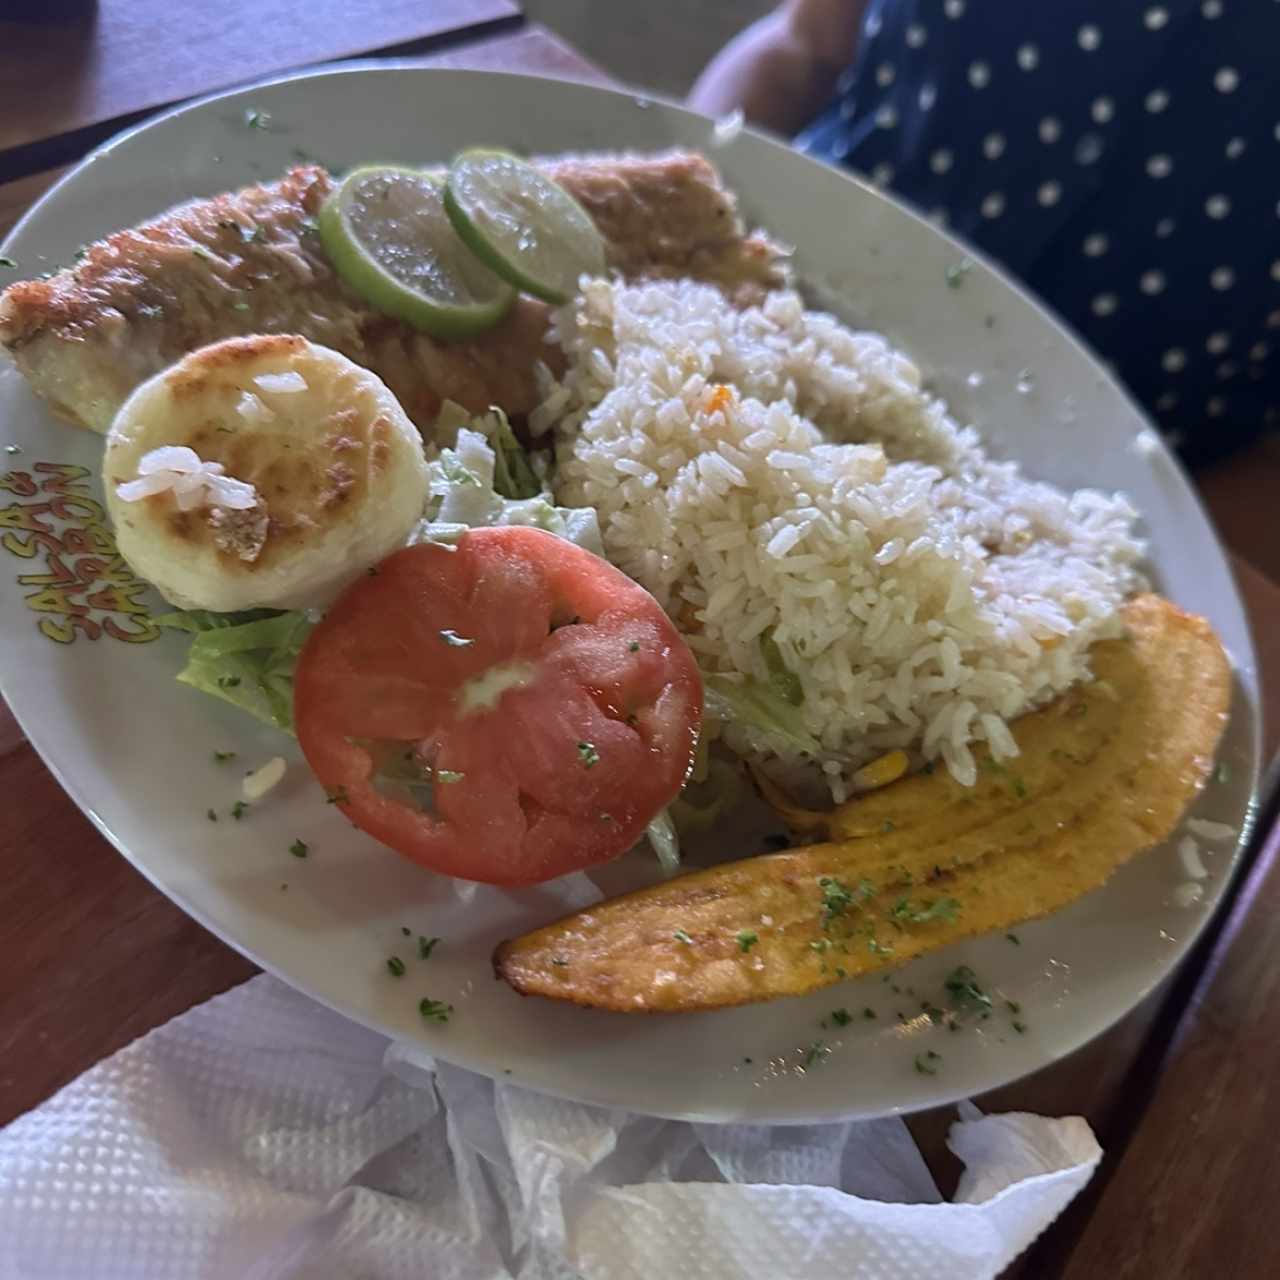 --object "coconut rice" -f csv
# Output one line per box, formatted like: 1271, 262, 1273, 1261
536, 278, 1145, 796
